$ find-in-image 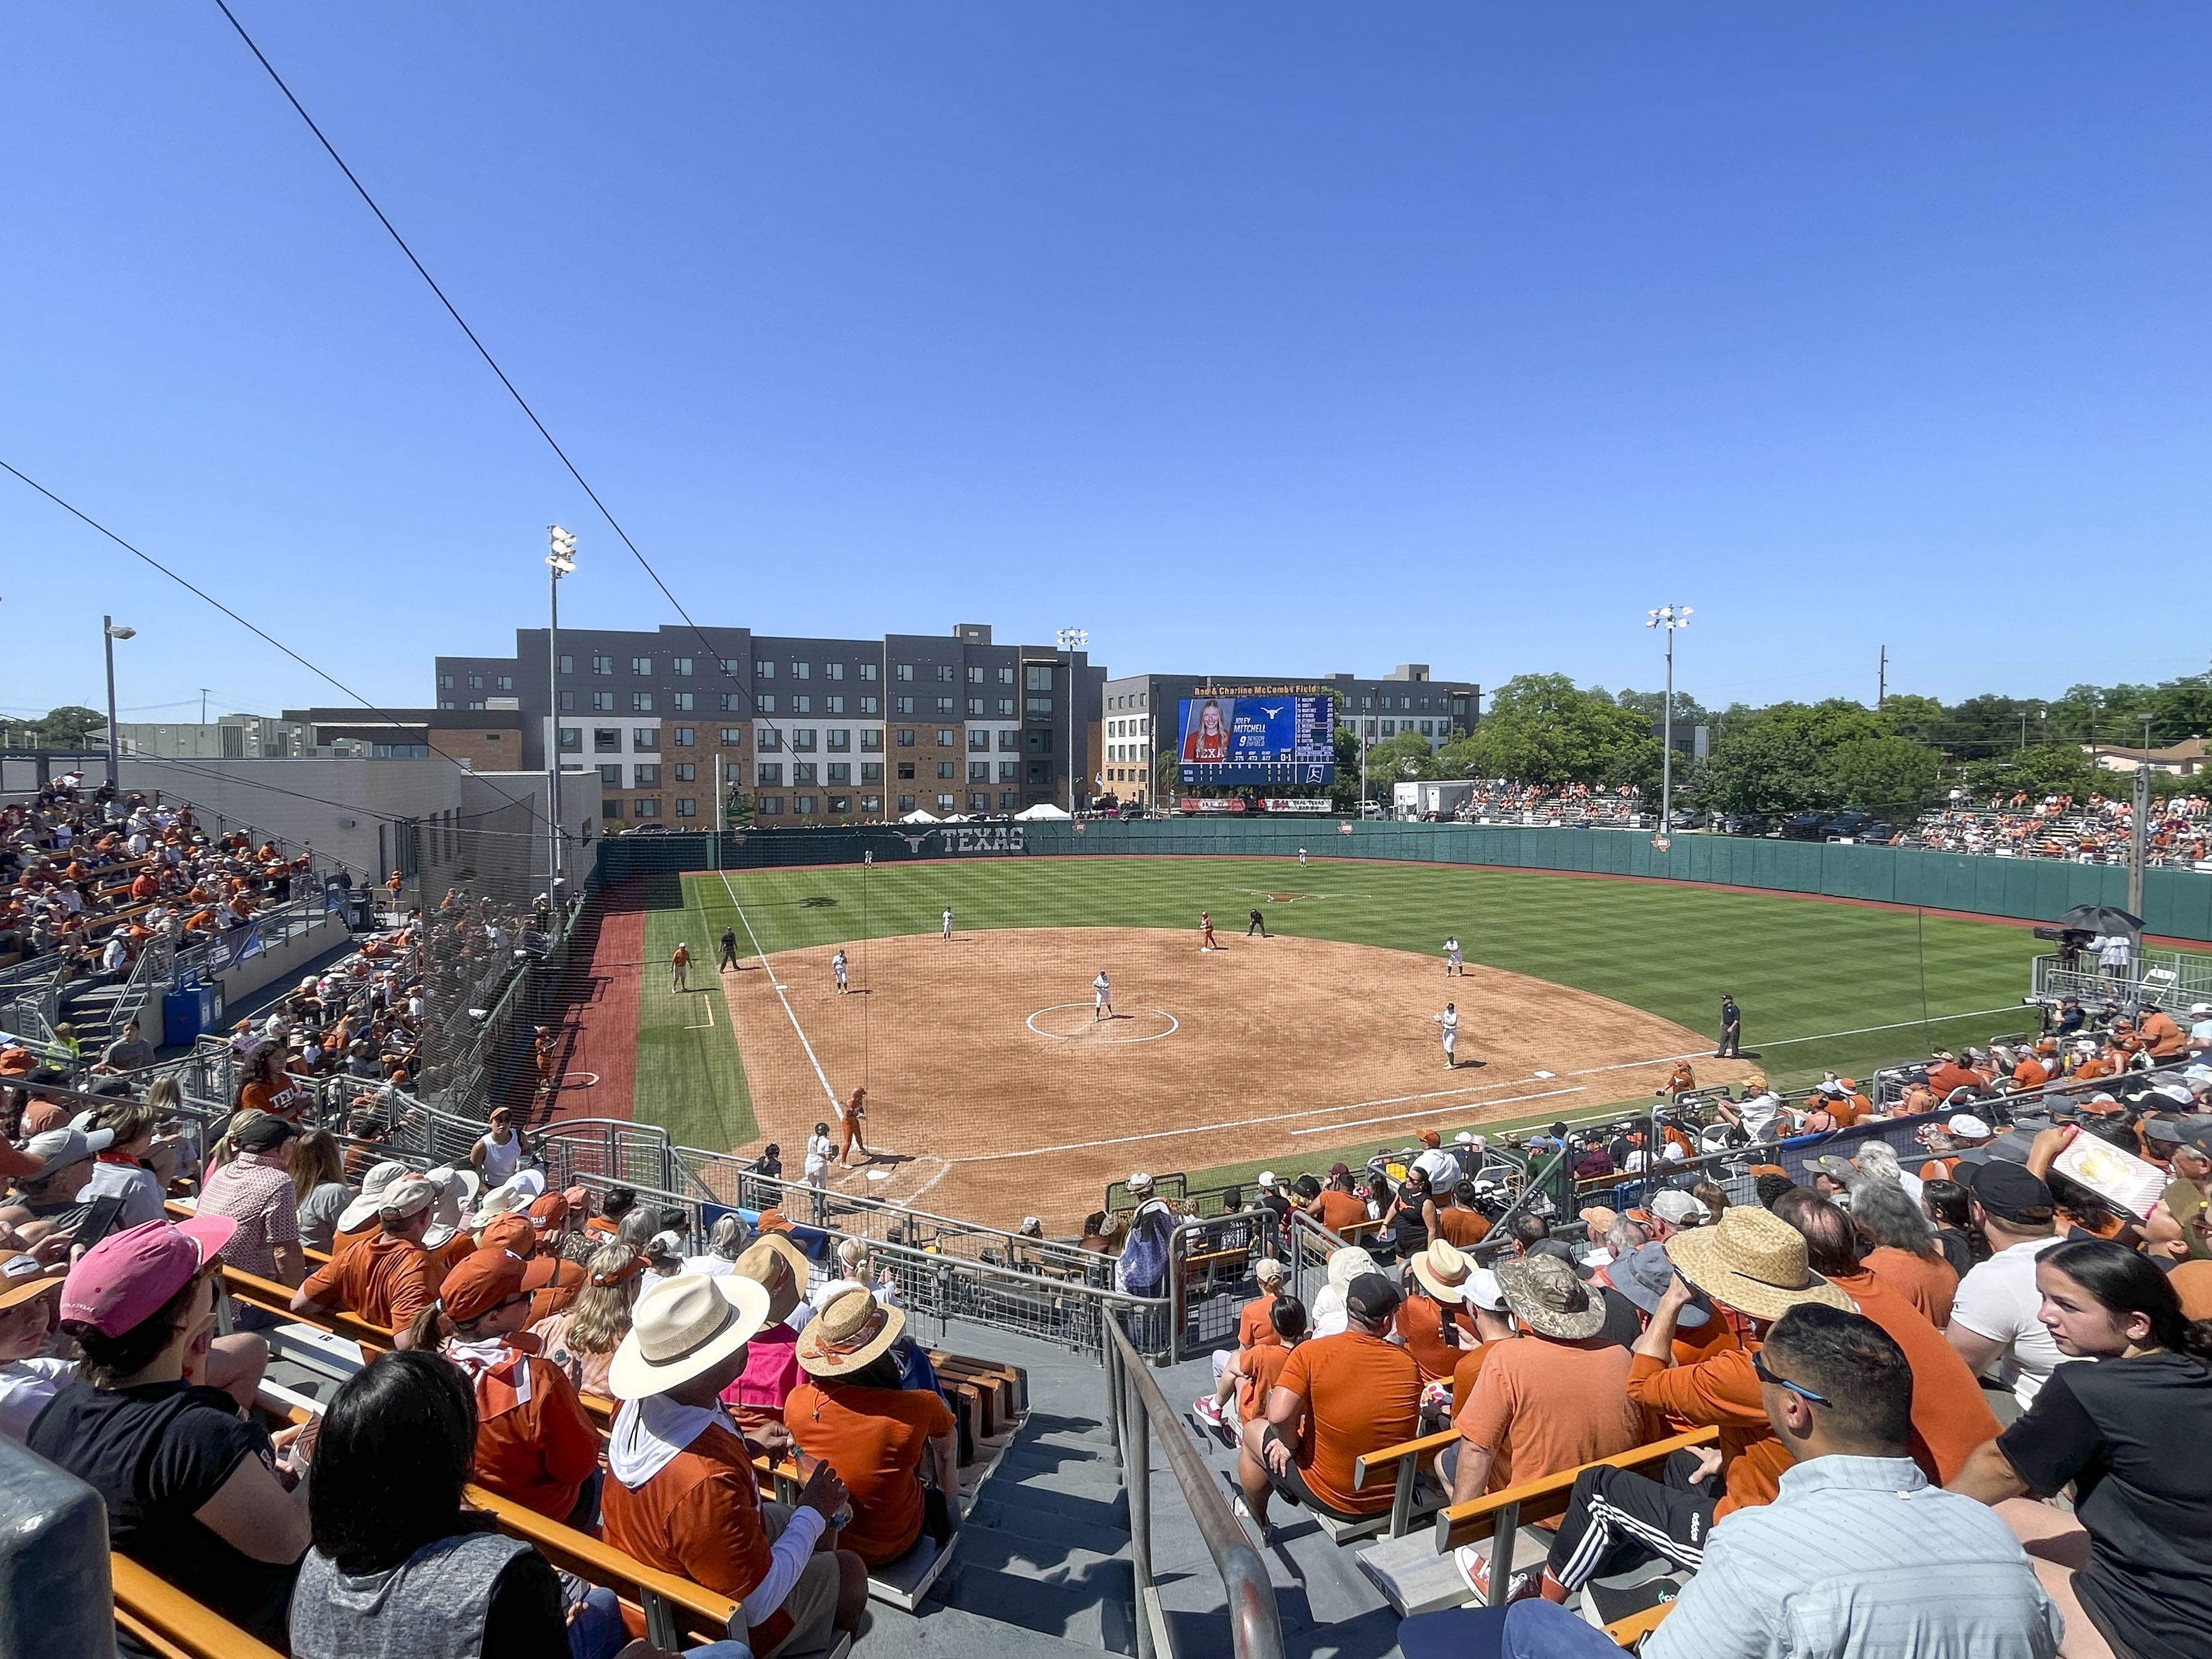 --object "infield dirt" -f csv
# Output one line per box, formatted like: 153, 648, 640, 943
706, 926, 1753, 1229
